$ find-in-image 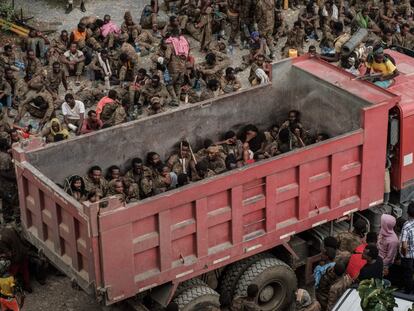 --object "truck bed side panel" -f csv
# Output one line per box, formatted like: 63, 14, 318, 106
97, 129, 382, 304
